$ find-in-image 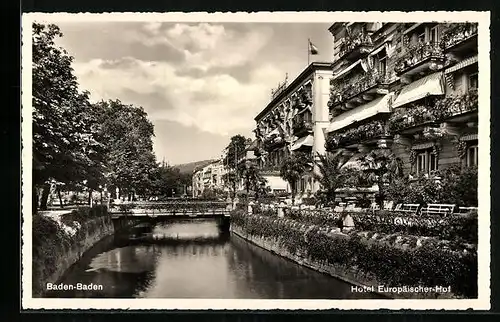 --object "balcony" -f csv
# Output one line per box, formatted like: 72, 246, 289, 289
387, 88, 478, 134
325, 119, 385, 151
394, 42, 445, 78
263, 134, 285, 152
338, 31, 374, 62
441, 23, 478, 53
259, 164, 282, 176
292, 116, 313, 137
328, 70, 389, 113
